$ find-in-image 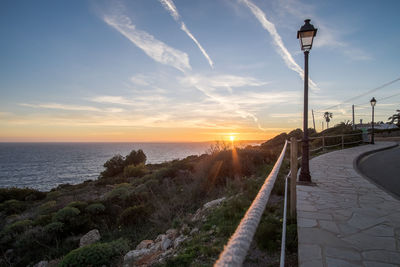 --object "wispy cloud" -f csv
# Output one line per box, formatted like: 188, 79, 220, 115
91, 96, 134, 106
104, 12, 191, 72
240, 0, 318, 90
159, 0, 214, 68
180, 74, 289, 131
20, 103, 124, 113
